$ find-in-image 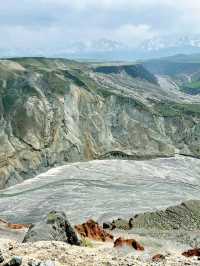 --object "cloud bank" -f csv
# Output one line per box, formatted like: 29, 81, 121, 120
0, 0, 200, 57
